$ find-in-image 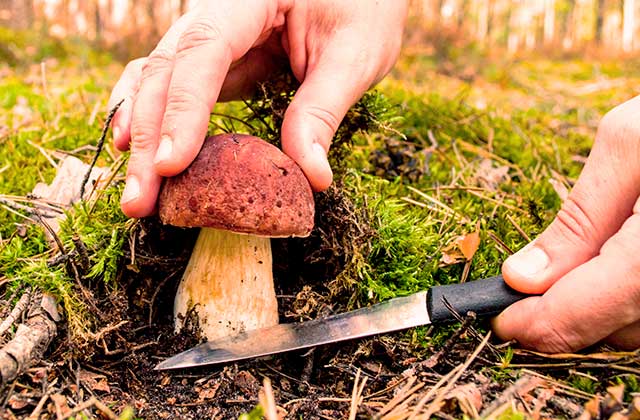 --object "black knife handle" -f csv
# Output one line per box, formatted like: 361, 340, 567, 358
427, 275, 531, 323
